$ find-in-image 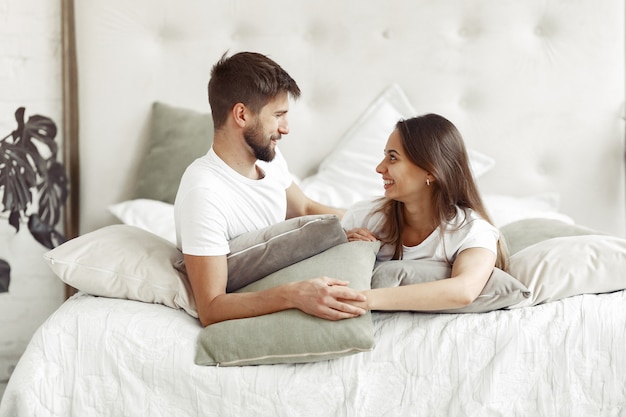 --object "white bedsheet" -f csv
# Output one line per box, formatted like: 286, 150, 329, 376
2, 291, 625, 417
